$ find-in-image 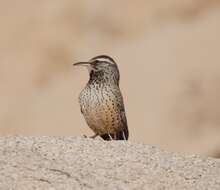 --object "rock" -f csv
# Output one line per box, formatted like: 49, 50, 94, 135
0, 136, 219, 190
